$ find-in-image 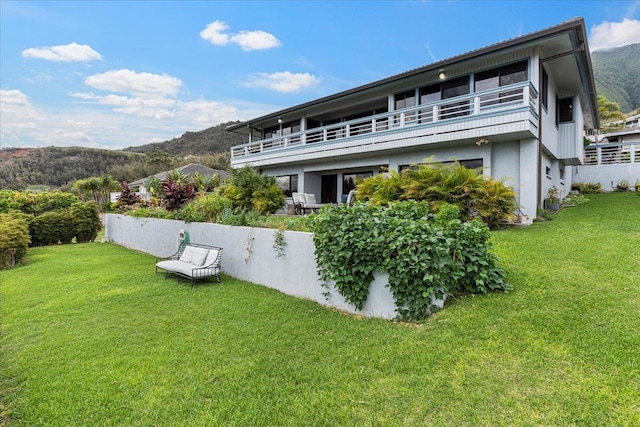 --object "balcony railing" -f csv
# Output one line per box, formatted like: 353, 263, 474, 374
584, 141, 639, 165
232, 82, 538, 159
